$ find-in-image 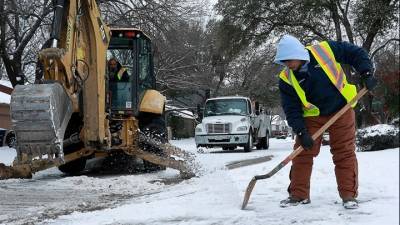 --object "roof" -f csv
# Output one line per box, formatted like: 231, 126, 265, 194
0, 80, 12, 104
206, 96, 249, 101
165, 105, 195, 119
